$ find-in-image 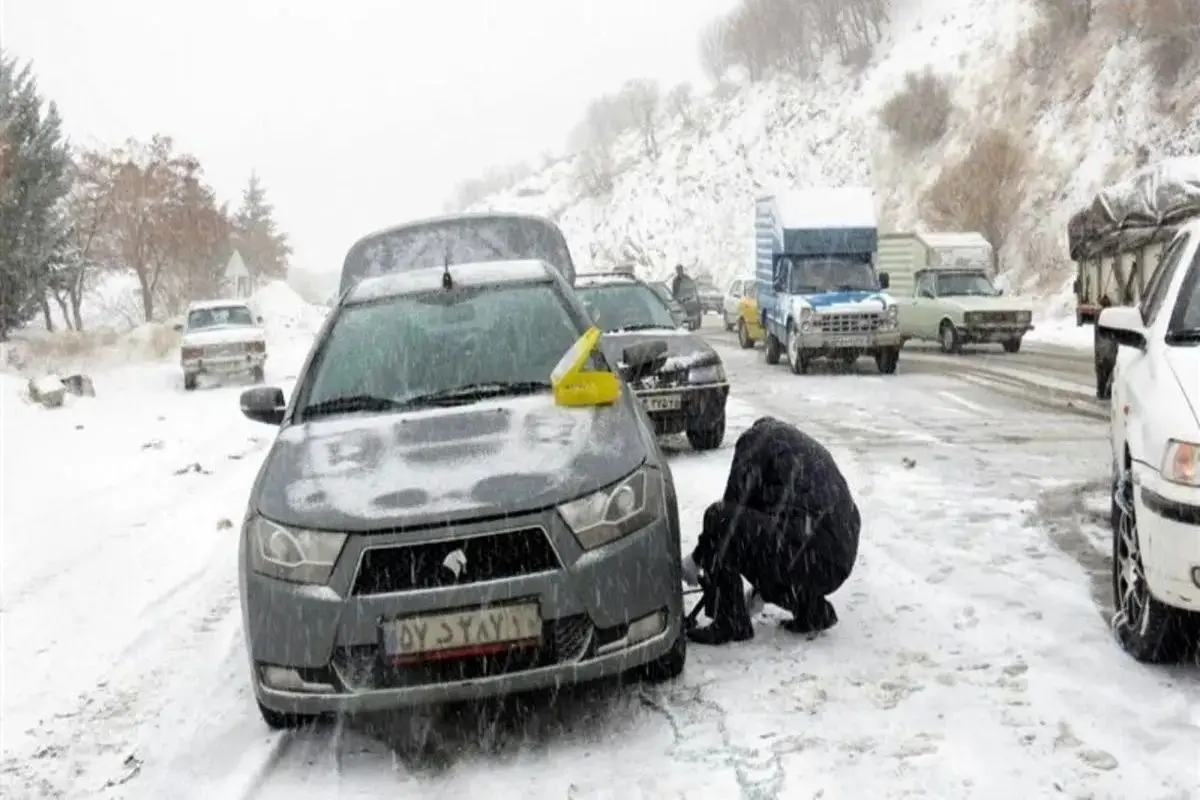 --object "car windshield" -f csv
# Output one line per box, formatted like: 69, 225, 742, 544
1175, 260, 1200, 334
300, 283, 583, 417
577, 283, 678, 331
648, 282, 673, 302
340, 216, 574, 294
785, 257, 877, 293
187, 305, 255, 330
936, 271, 997, 296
